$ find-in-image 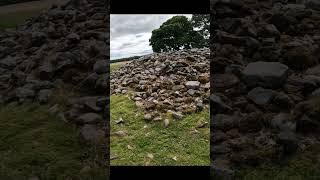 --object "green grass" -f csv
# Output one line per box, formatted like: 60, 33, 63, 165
110, 94, 210, 166
0, 0, 65, 29
0, 10, 40, 29
0, 102, 107, 180
110, 61, 128, 72
234, 144, 320, 180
